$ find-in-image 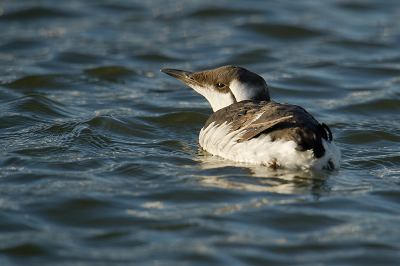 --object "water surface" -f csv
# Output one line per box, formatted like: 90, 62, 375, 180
1, 0, 400, 265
